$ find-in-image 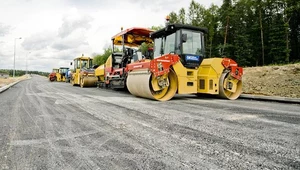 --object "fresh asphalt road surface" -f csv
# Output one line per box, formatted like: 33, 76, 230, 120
0, 75, 299, 170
